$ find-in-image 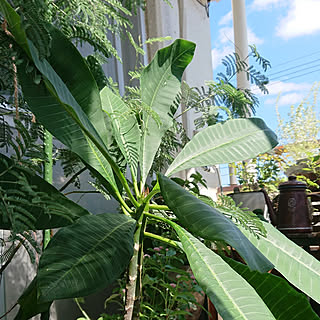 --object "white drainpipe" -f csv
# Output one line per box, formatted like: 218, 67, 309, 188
229, 0, 251, 186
